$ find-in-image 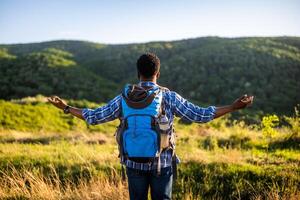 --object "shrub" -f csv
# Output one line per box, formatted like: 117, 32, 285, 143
203, 136, 218, 150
